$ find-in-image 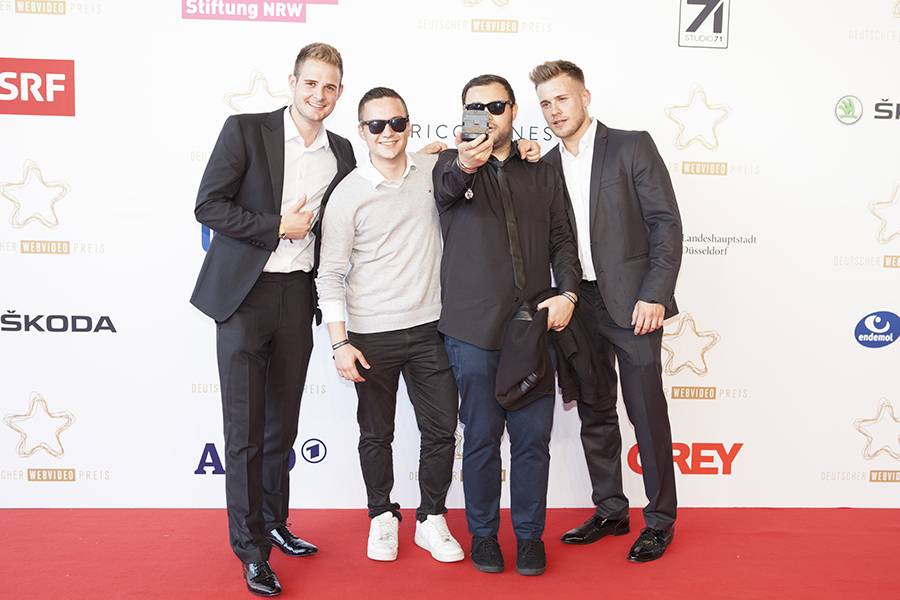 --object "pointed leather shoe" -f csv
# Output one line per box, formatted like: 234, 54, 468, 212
242, 561, 282, 597
560, 515, 630, 545
265, 524, 318, 557
628, 526, 674, 562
